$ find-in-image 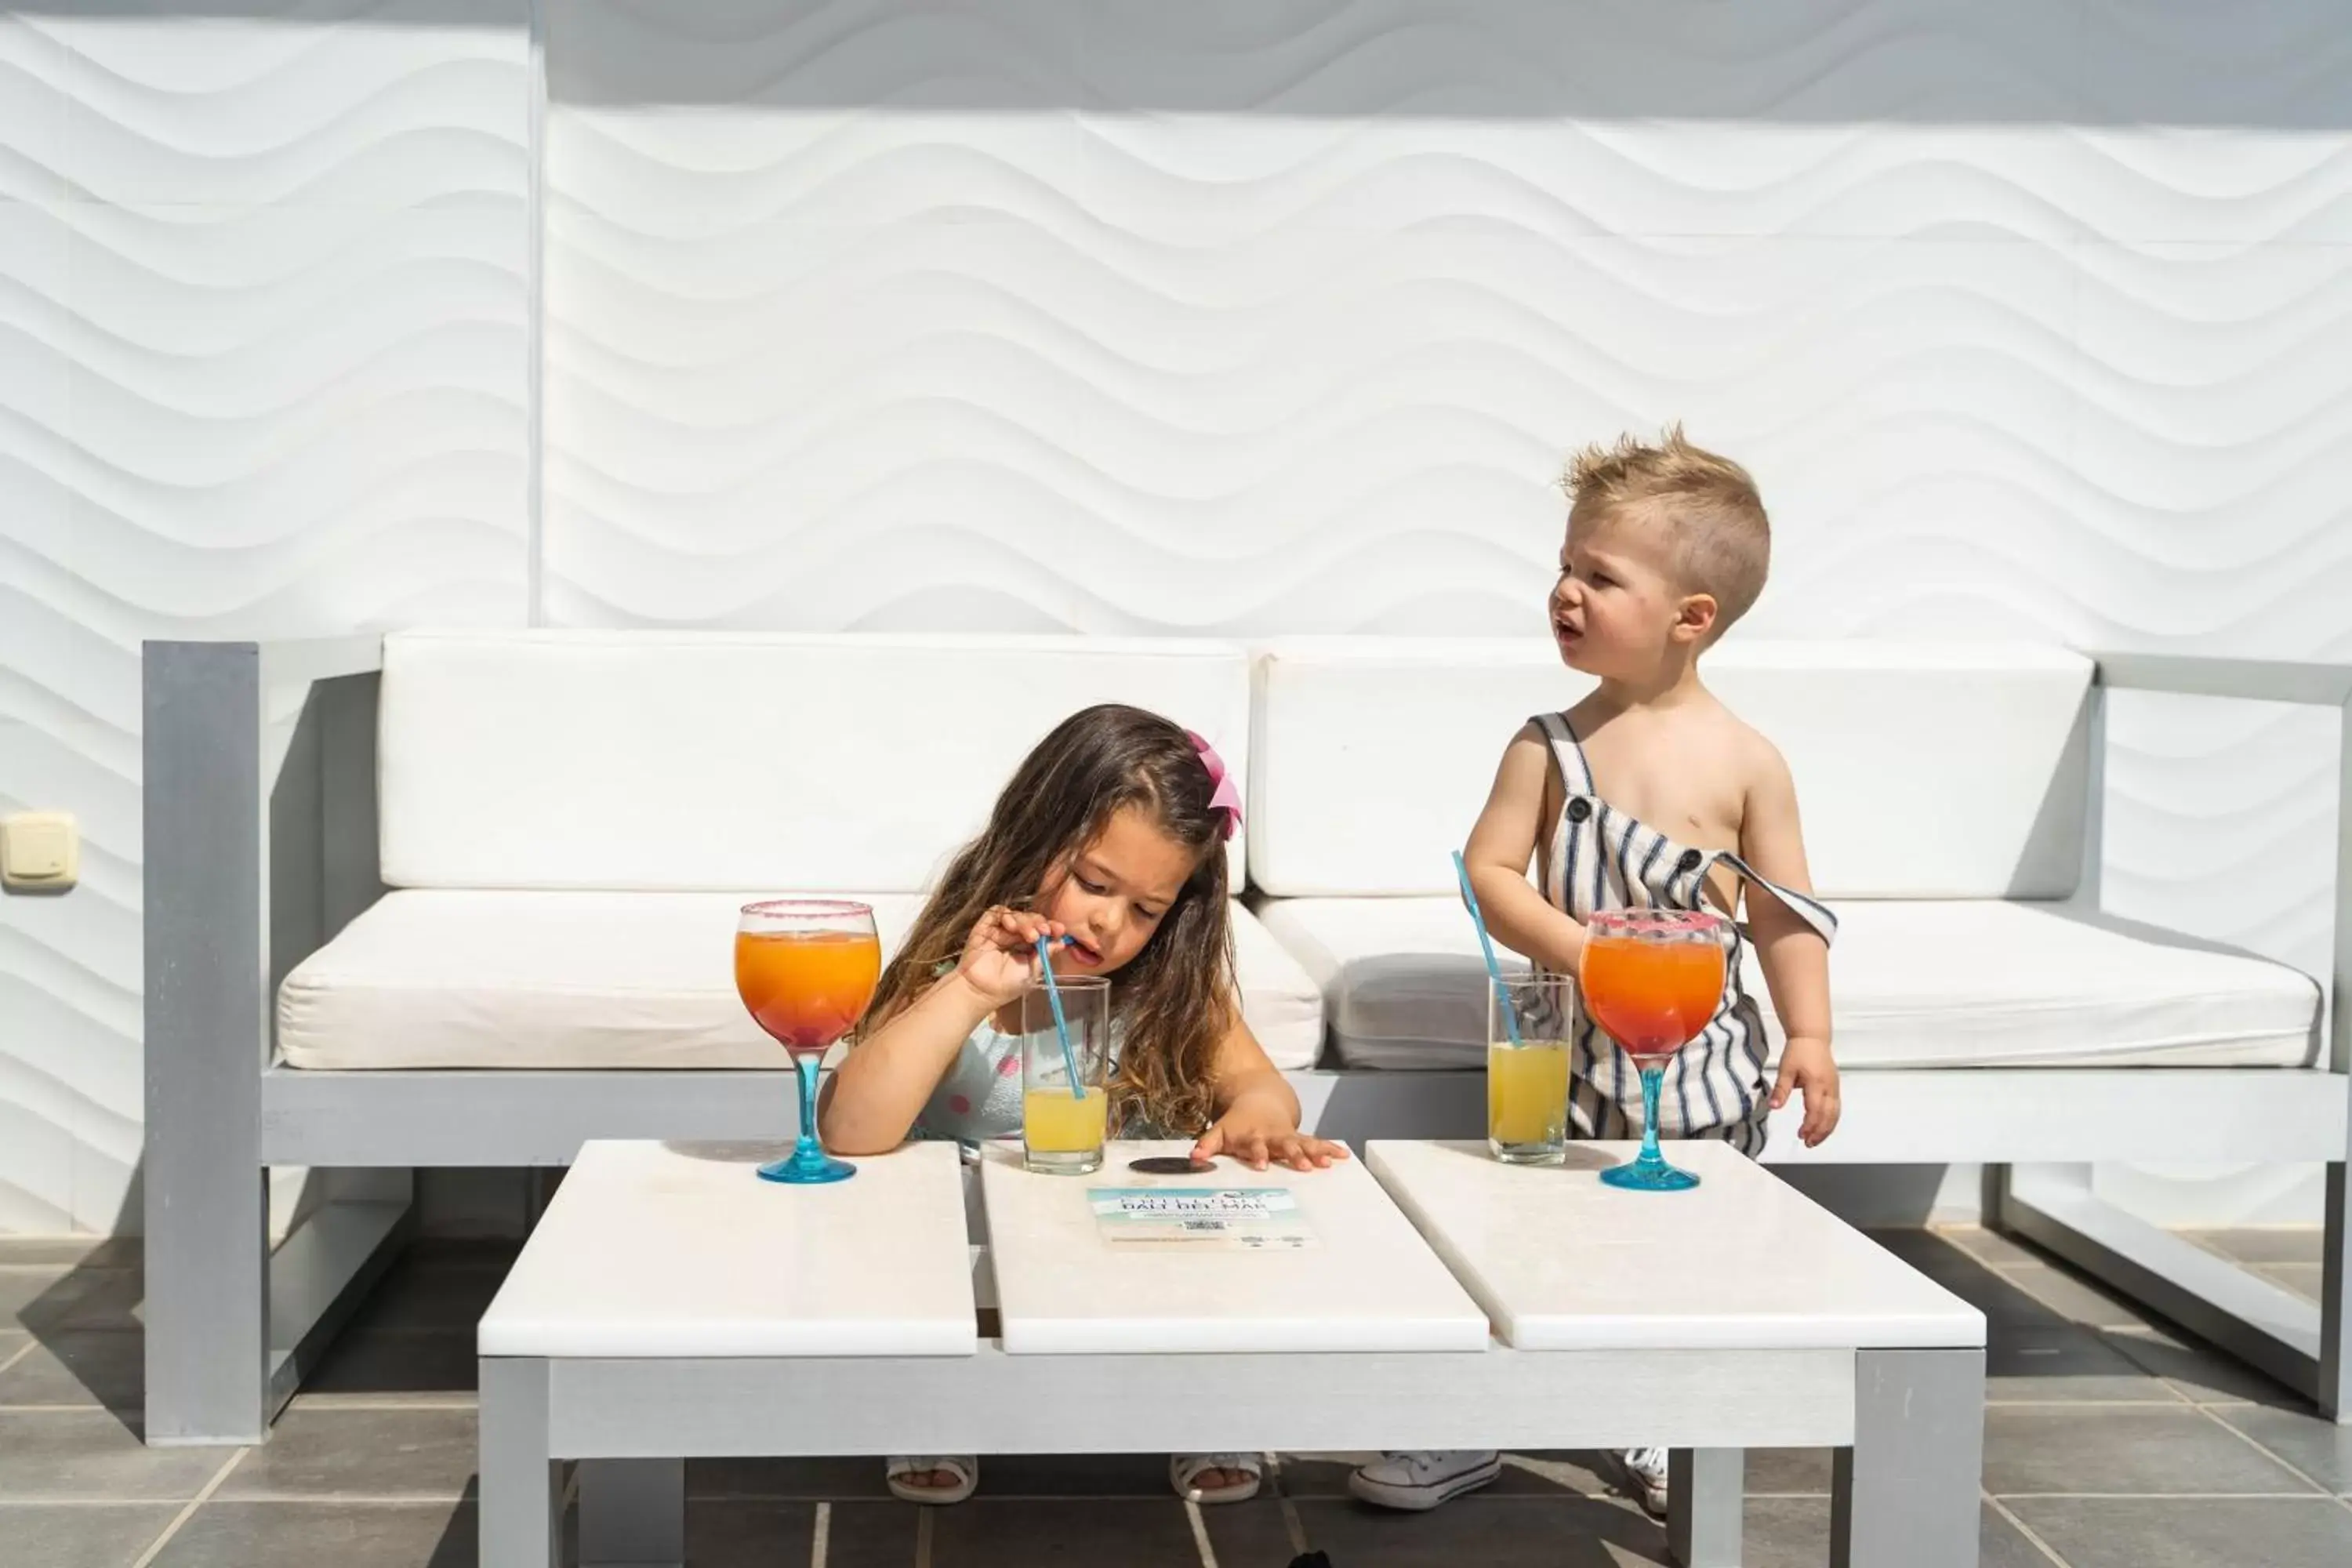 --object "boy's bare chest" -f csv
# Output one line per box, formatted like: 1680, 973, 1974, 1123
1553, 728, 1744, 855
